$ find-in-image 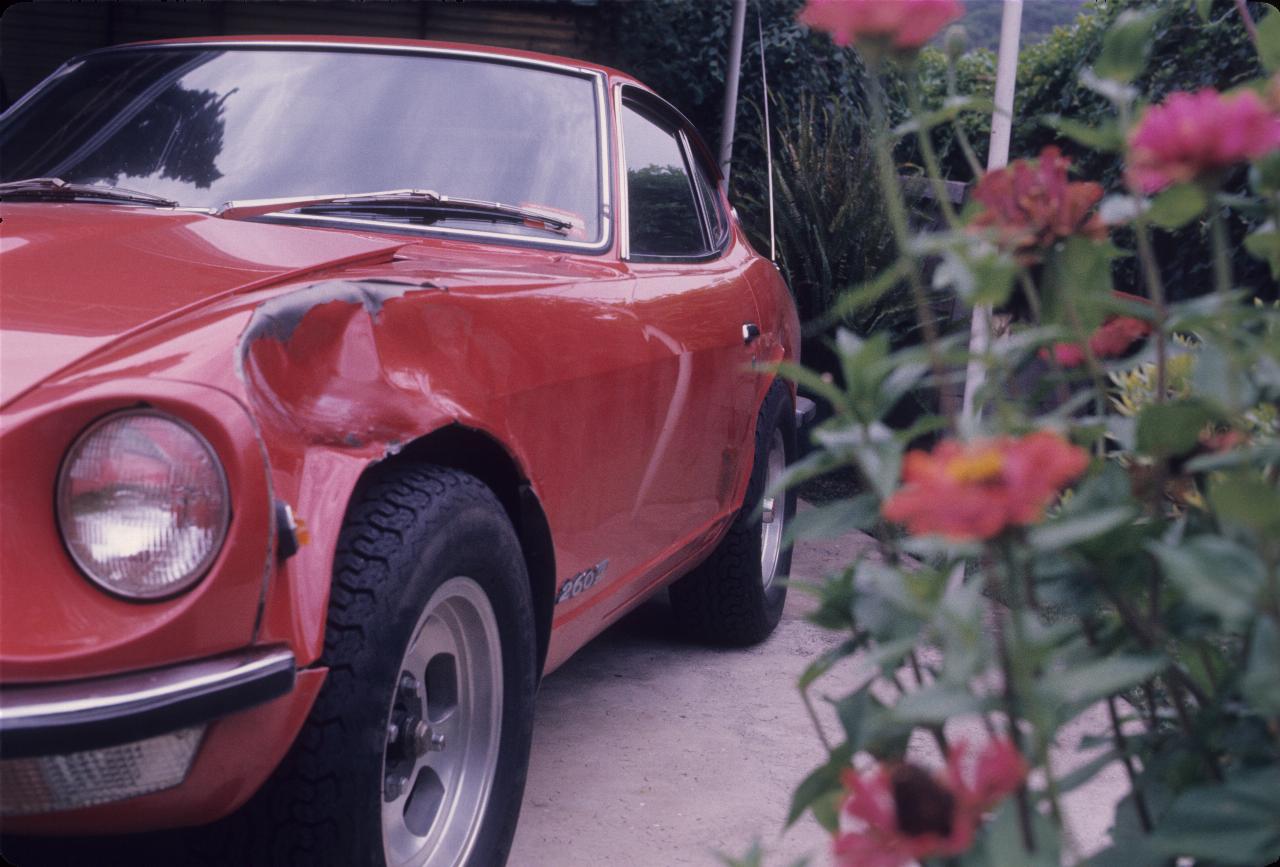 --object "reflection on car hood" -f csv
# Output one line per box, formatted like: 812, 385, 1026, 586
0, 203, 404, 406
